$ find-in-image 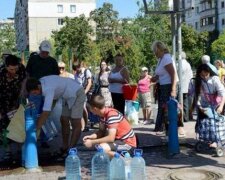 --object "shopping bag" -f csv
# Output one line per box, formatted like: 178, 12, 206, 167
124, 100, 139, 125
6, 105, 25, 143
